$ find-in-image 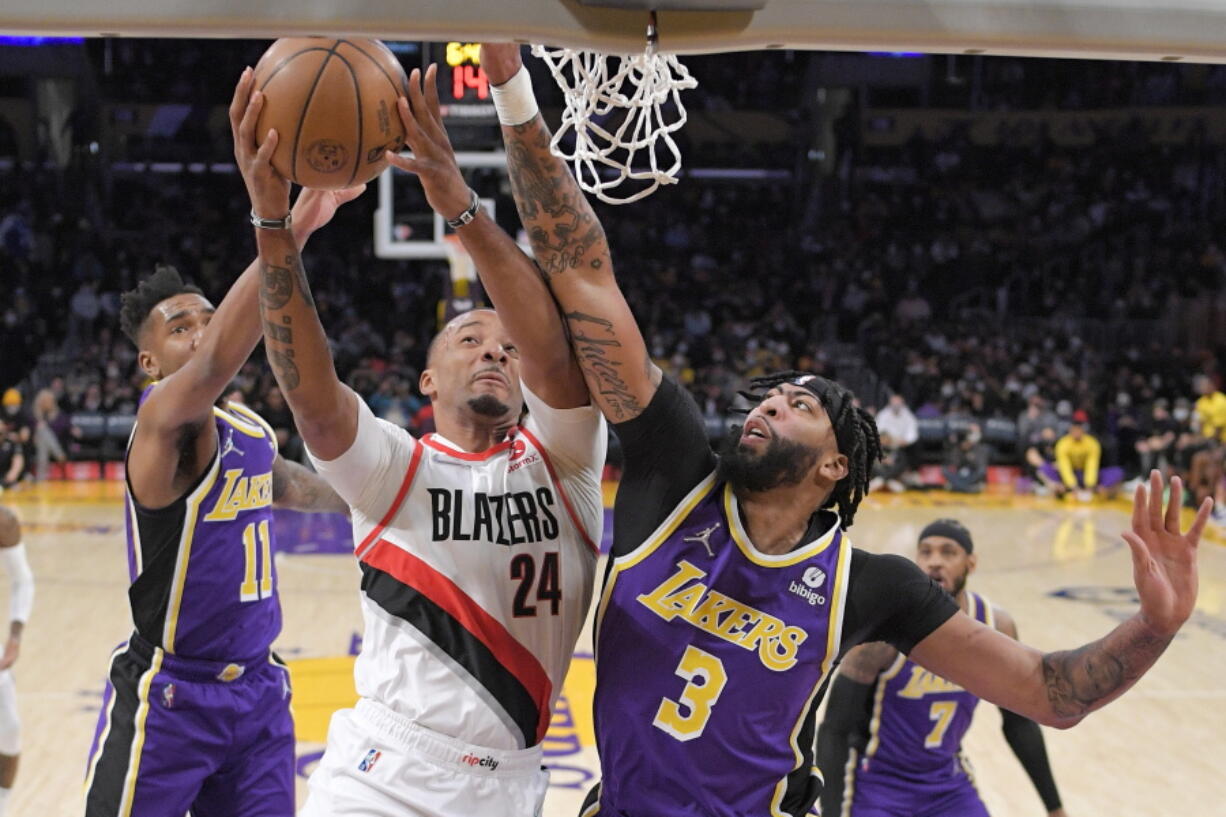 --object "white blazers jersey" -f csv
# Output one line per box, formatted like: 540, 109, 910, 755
310, 385, 606, 750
